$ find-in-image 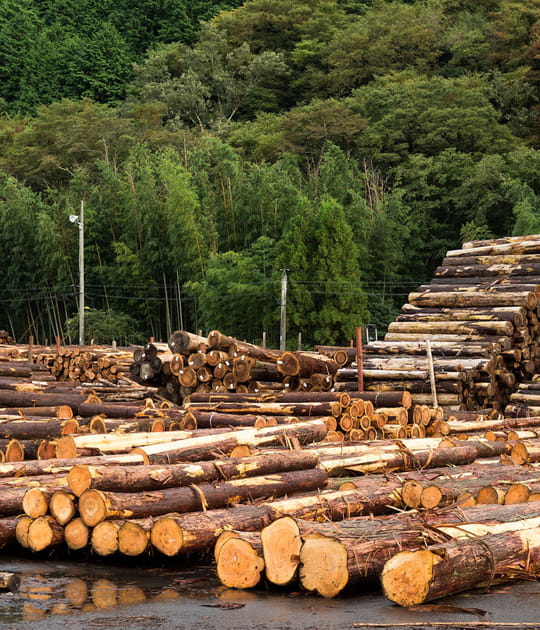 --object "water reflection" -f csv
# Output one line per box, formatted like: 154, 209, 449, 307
0, 556, 216, 624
